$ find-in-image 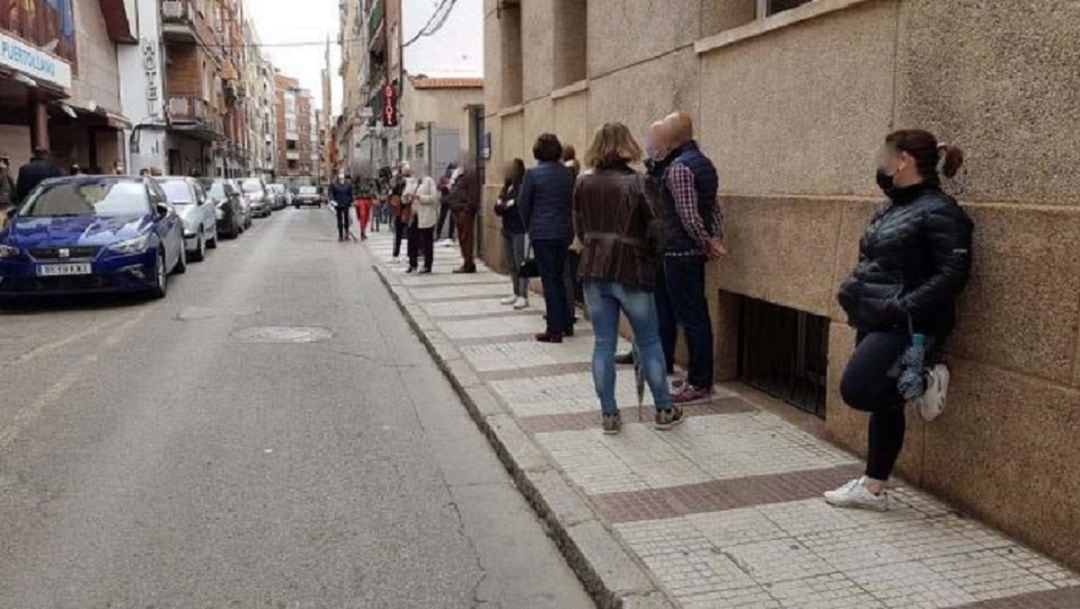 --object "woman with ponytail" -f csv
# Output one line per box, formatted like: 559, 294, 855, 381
827, 130, 974, 511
